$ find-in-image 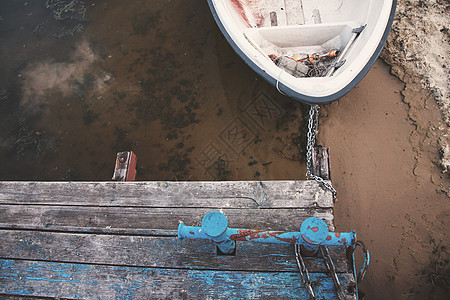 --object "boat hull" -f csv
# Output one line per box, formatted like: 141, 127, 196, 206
208, 0, 397, 105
